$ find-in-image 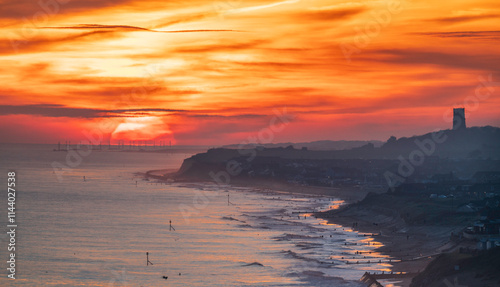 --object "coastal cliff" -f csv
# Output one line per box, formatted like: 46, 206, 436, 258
161, 126, 500, 287
170, 127, 500, 187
